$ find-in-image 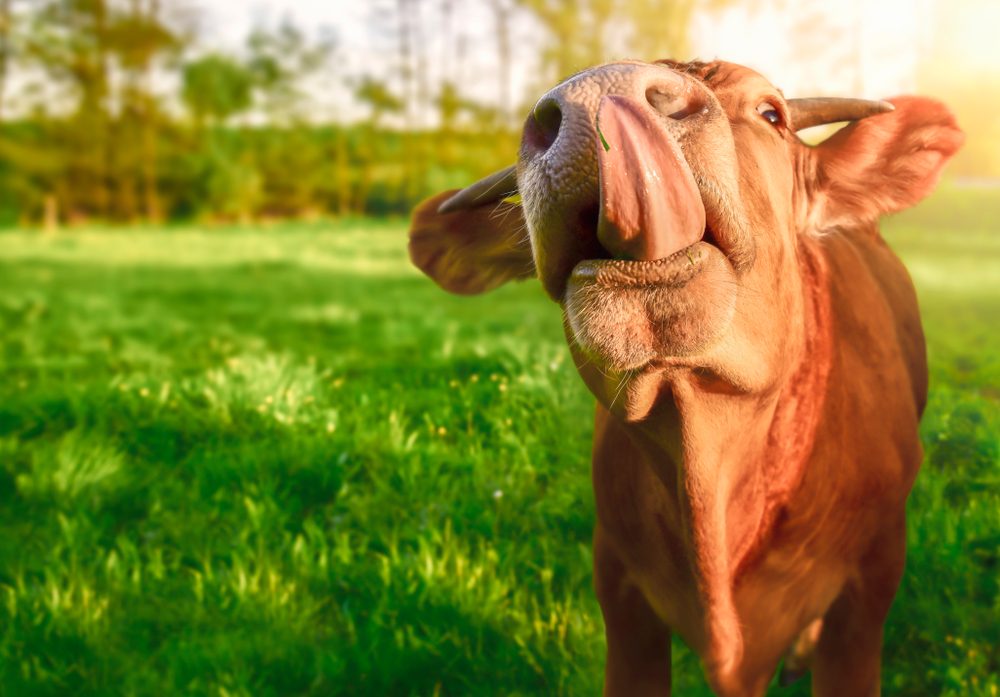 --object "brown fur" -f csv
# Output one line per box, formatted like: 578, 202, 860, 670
408, 60, 962, 695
